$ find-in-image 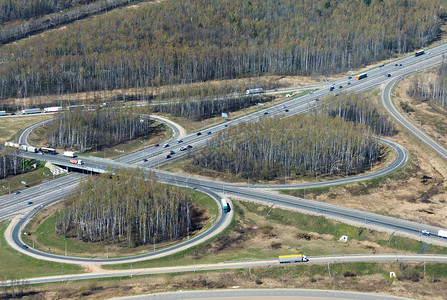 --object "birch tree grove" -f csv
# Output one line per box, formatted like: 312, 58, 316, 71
0, 149, 27, 179
407, 58, 447, 107
46, 106, 154, 152
192, 115, 381, 181
56, 169, 192, 247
